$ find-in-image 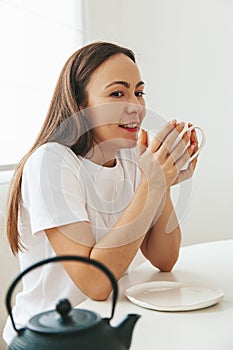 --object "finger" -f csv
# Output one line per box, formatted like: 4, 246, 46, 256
187, 123, 198, 147
148, 120, 176, 153
137, 129, 148, 156
179, 154, 198, 181
169, 129, 191, 164
188, 151, 198, 170
174, 152, 197, 184
138, 128, 148, 146
174, 142, 195, 170
176, 167, 194, 183
194, 131, 199, 149
190, 129, 198, 147
158, 122, 188, 165
159, 122, 188, 158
